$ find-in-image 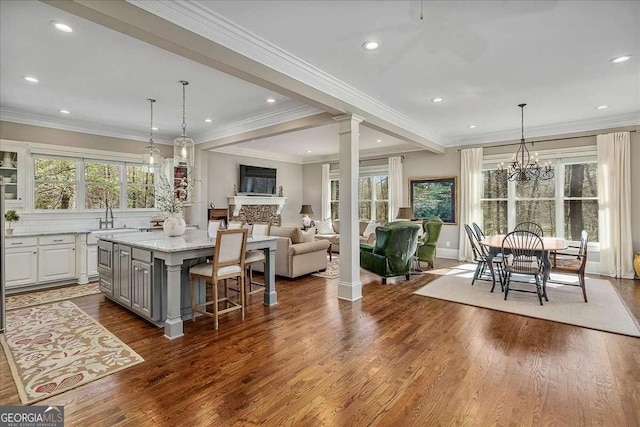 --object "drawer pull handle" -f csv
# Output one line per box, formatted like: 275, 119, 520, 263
53, 239, 64, 242
11, 242, 23, 245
